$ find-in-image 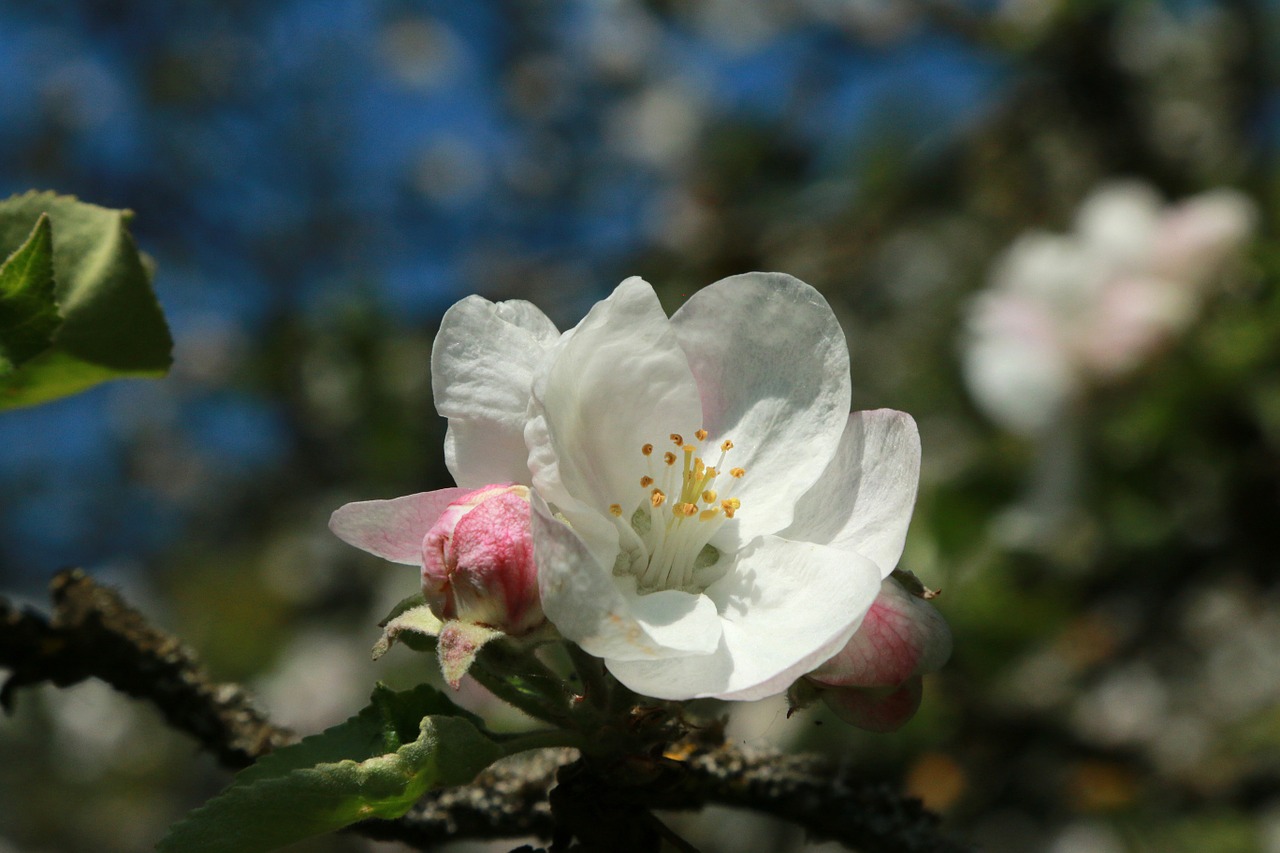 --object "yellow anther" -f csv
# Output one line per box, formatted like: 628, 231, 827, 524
651, 489, 666, 507
674, 502, 698, 517
642, 443, 654, 456
730, 467, 746, 478
705, 466, 718, 477
695, 428, 708, 441
722, 505, 737, 519
669, 433, 683, 446
722, 498, 741, 511
664, 451, 677, 466
640, 475, 654, 488
610, 504, 623, 517
694, 458, 706, 477
720, 439, 734, 451
699, 508, 720, 521
702, 489, 718, 503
